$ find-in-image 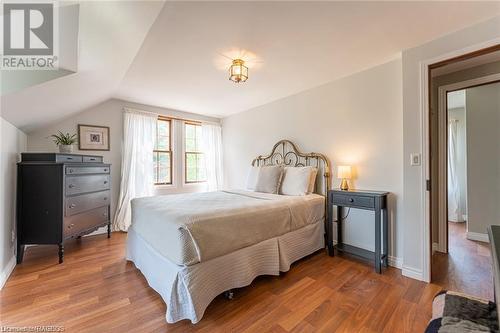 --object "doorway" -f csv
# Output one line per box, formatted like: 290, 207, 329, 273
429, 48, 500, 300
